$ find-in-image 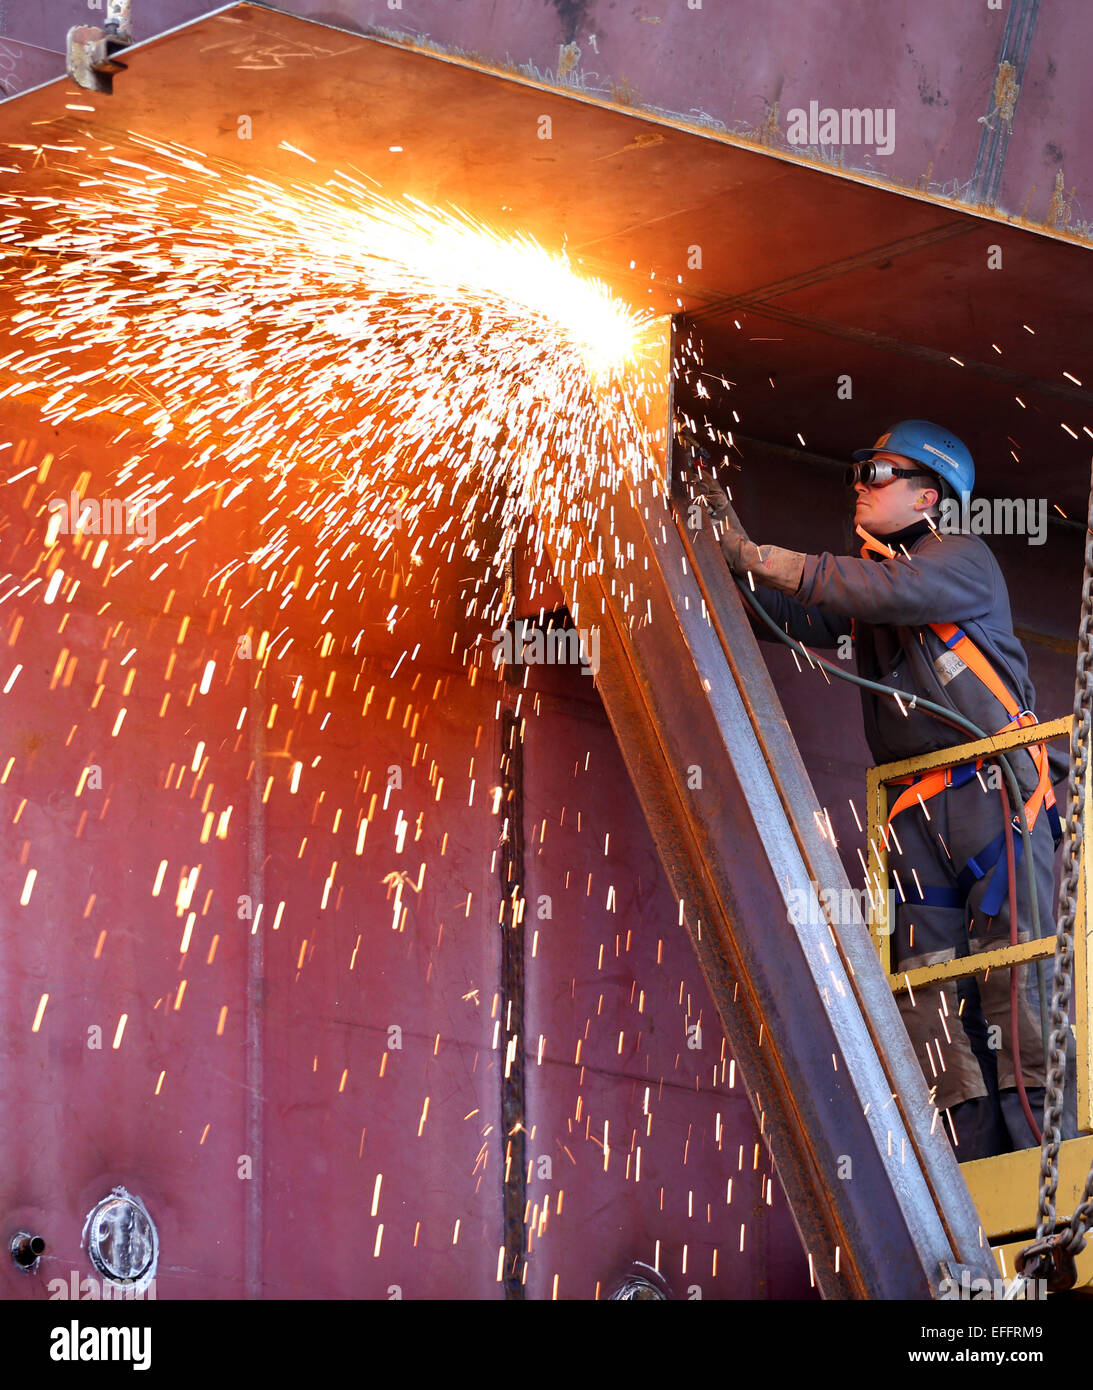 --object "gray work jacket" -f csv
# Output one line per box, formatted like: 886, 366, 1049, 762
751, 523, 1059, 795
